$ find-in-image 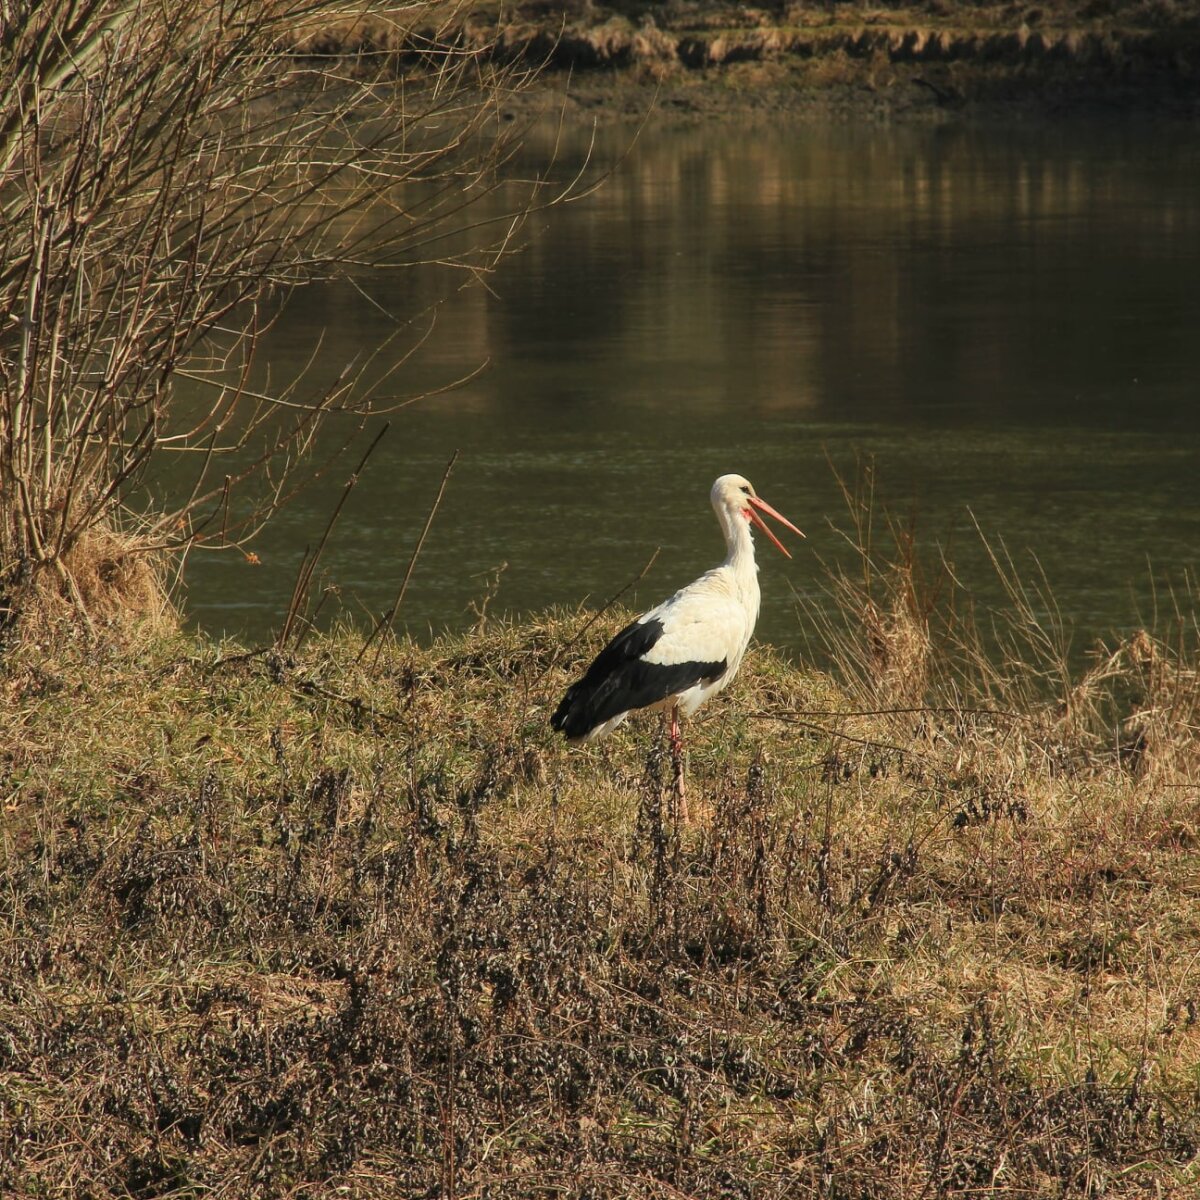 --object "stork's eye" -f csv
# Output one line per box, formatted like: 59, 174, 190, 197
740, 485, 751, 494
